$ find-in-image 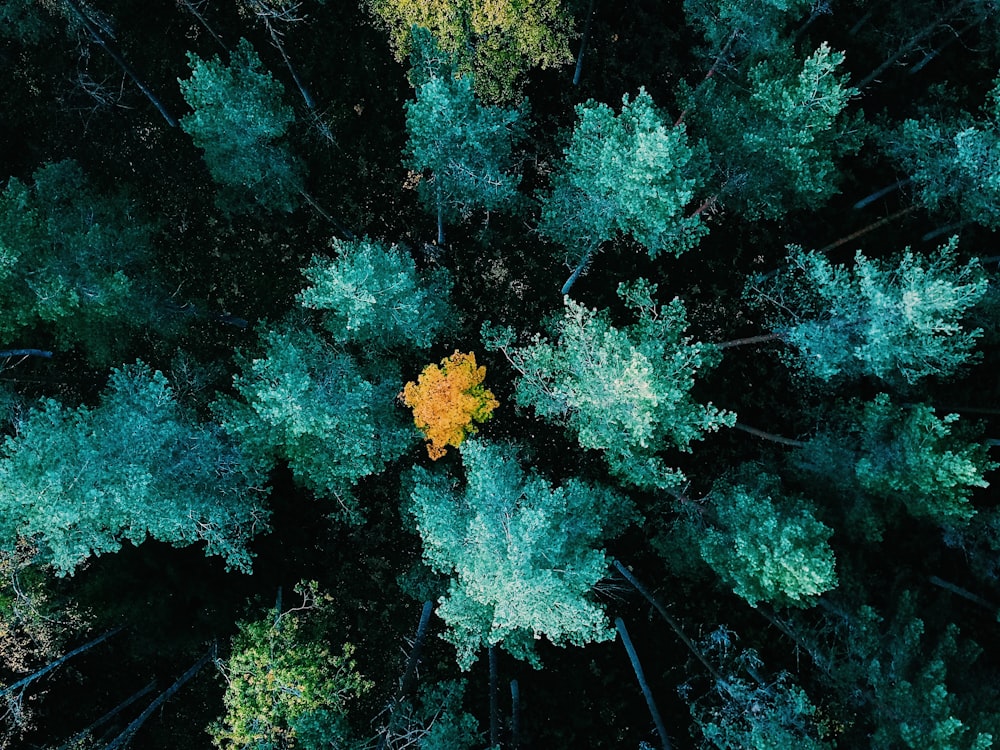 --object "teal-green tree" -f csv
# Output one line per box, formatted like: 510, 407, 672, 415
538, 88, 707, 289
0, 160, 167, 363
297, 238, 454, 350
379, 680, 479, 750
681, 627, 833, 749
213, 321, 415, 521
885, 75, 1000, 231
210, 582, 372, 750
486, 279, 734, 490
683, 0, 813, 65
802, 592, 999, 749
405, 438, 636, 669
795, 394, 996, 538
0, 363, 269, 575
695, 469, 837, 608
179, 38, 304, 214
404, 34, 526, 245
750, 241, 988, 384
679, 44, 861, 220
